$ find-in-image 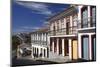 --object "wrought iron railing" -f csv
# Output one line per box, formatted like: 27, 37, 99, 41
31, 40, 47, 45
78, 17, 96, 28
49, 16, 96, 36
49, 26, 77, 36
